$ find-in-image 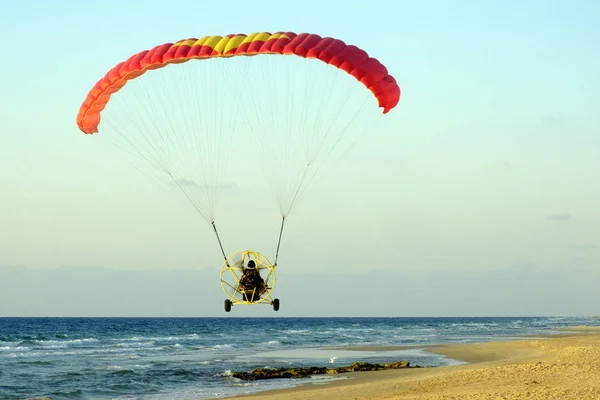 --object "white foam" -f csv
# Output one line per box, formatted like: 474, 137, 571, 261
114, 341, 156, 348
212, 344, 233, 349
281, 329, 310, 334
36, 338, 98, 345
106, 365, 127, 370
